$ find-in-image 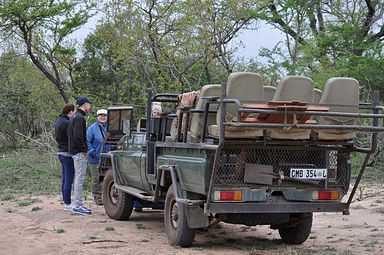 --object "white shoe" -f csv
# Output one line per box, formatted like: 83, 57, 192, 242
64, 204, 73, 211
